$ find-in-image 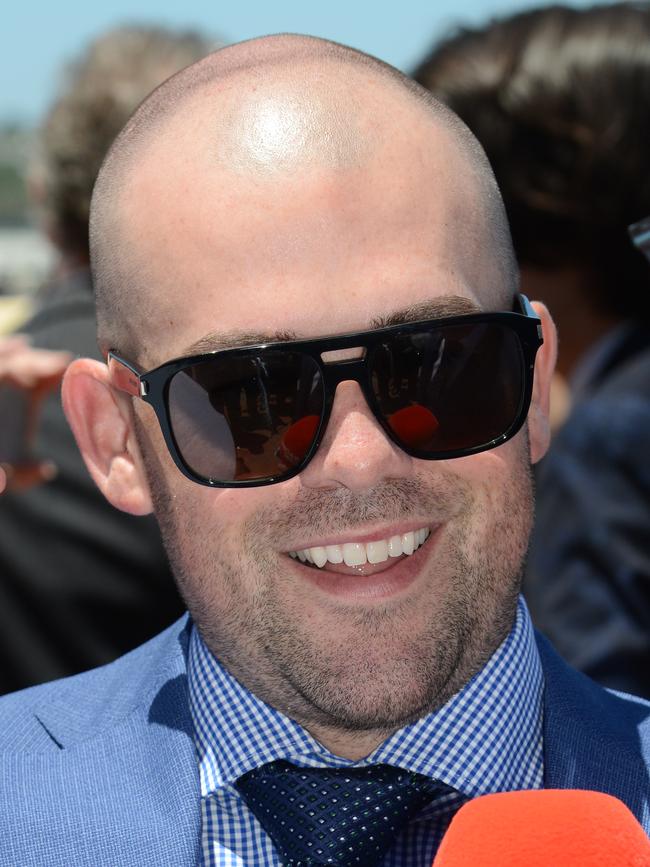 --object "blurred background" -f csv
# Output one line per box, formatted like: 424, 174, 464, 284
0, 0, 604, 308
